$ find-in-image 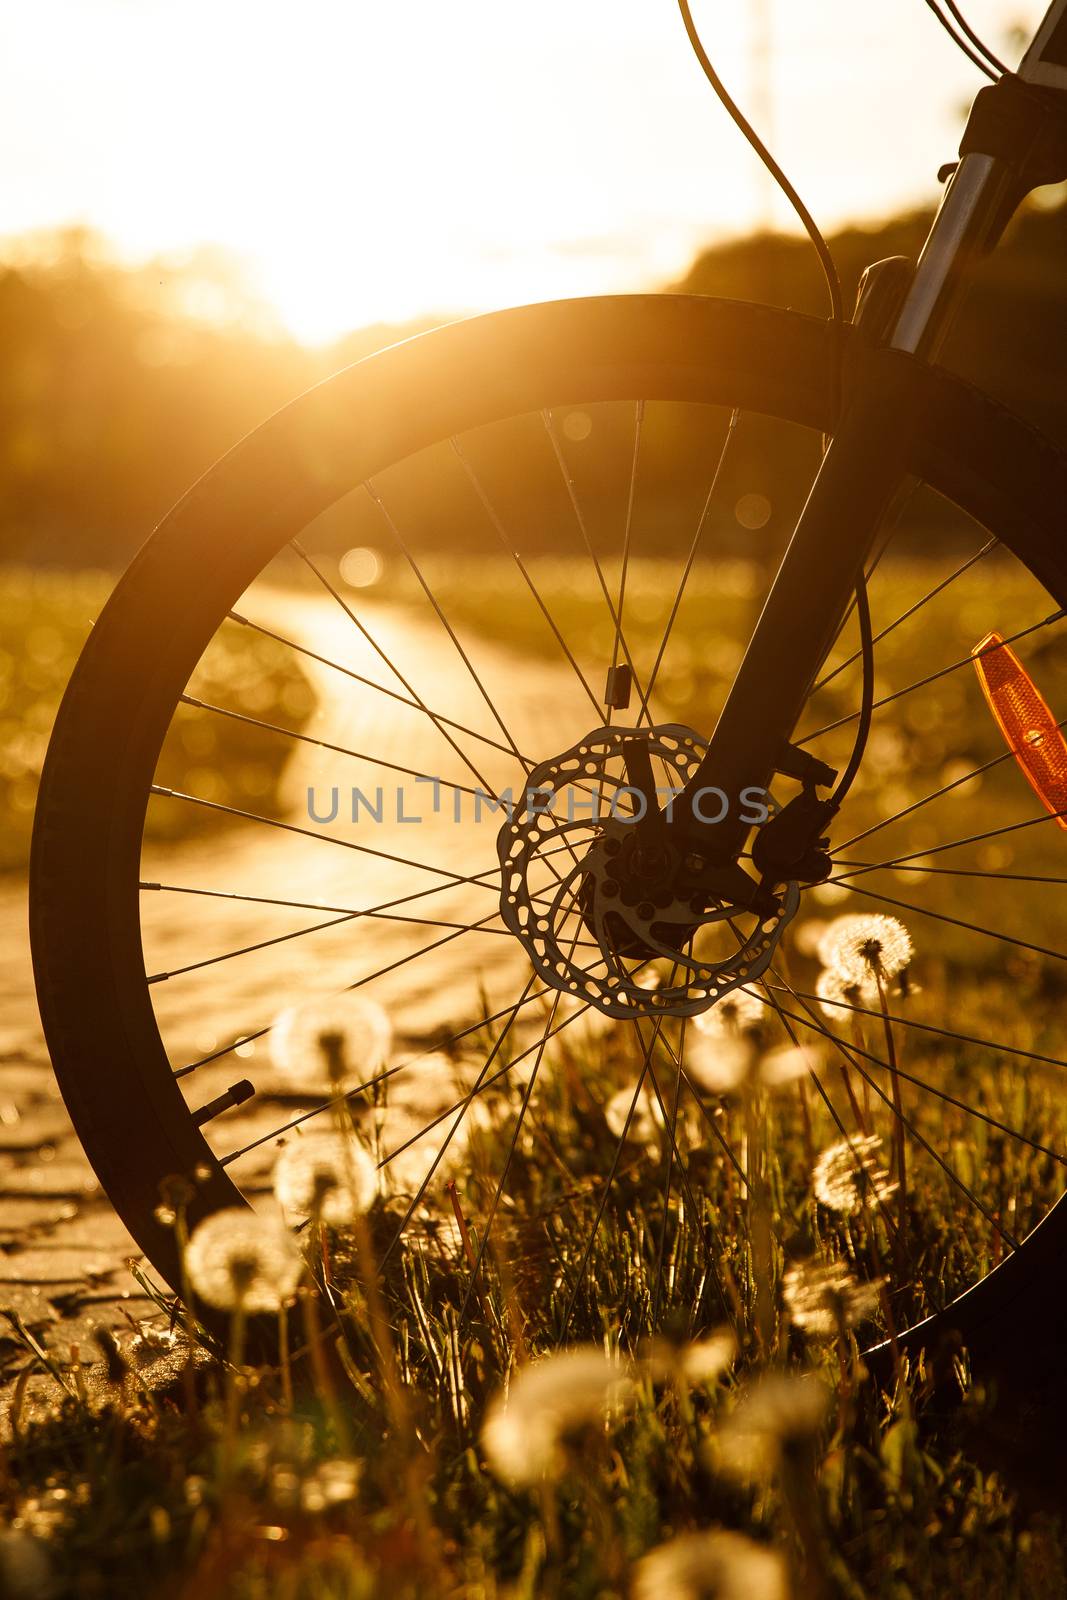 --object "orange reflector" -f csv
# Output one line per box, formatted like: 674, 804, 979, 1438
971, 631, 1067, 830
